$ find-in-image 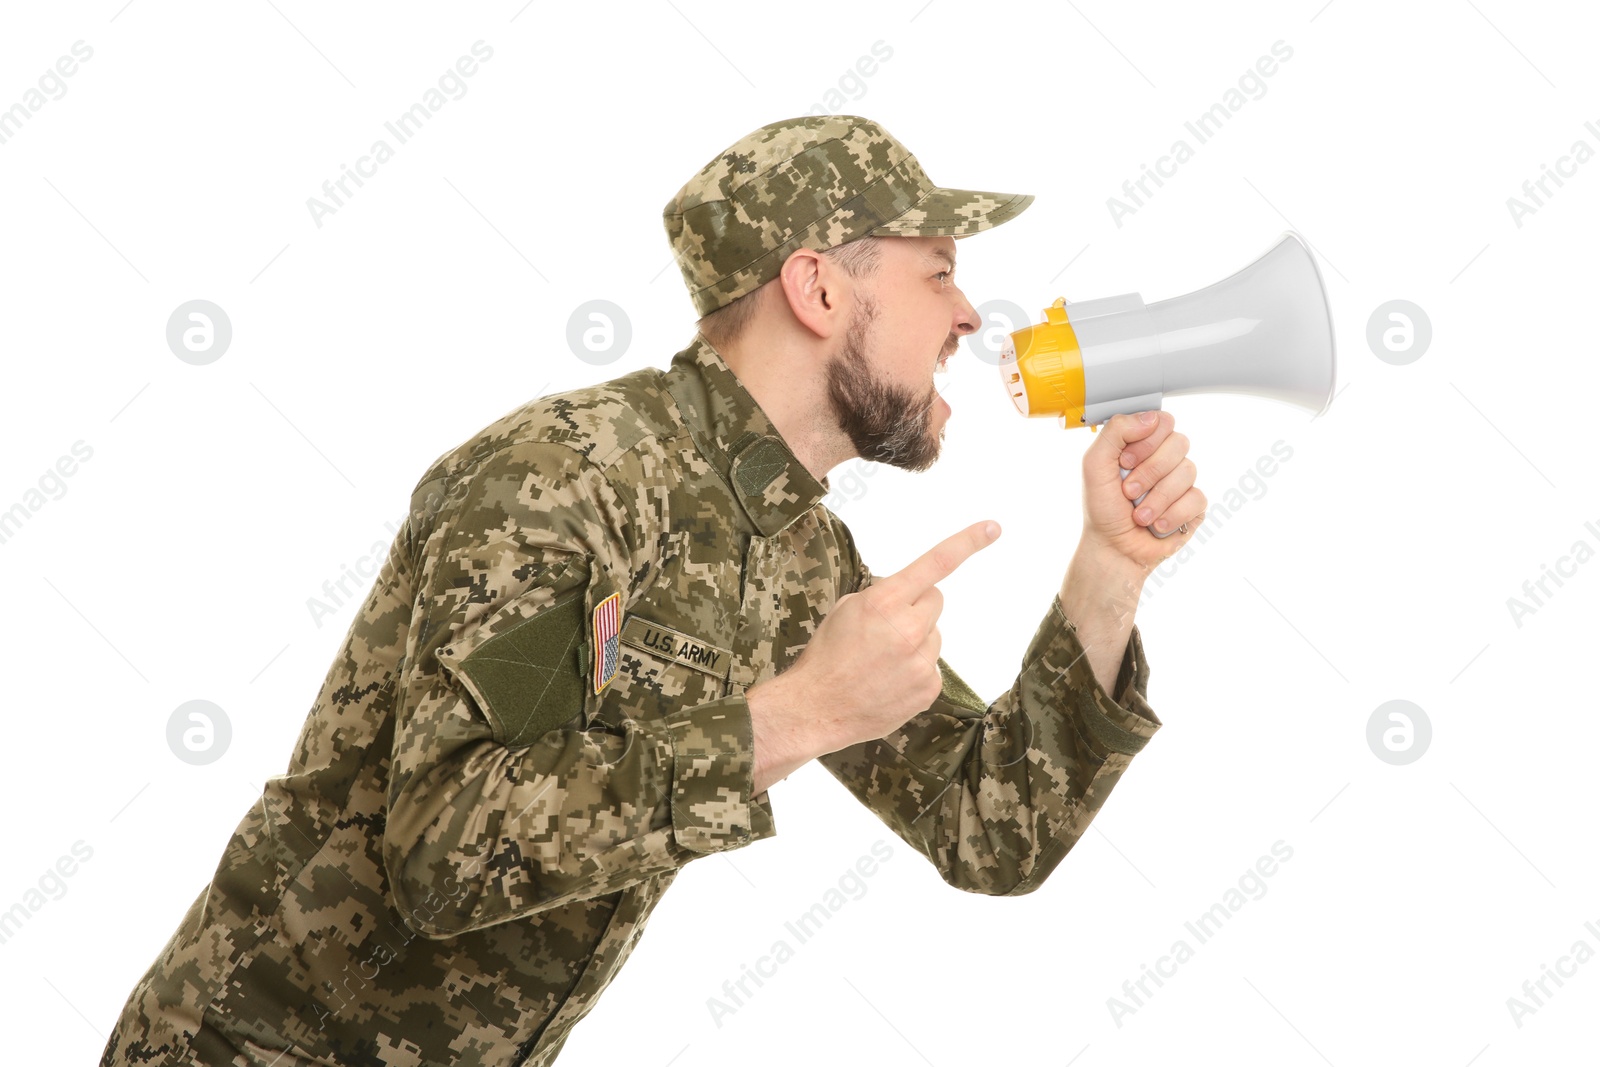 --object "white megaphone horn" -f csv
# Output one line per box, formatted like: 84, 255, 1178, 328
997, 230, 1337, 537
